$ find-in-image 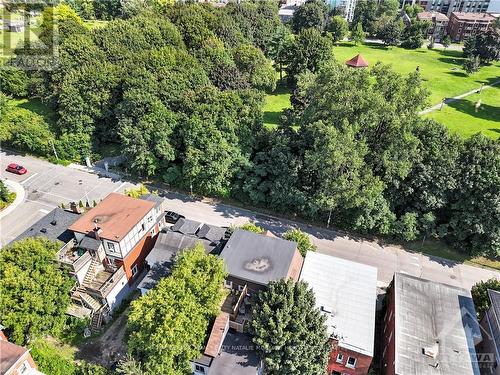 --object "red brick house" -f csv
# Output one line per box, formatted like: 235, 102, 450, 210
382, 273, 482, 375
300, 253, 378, 375
0, 330, 42, 375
